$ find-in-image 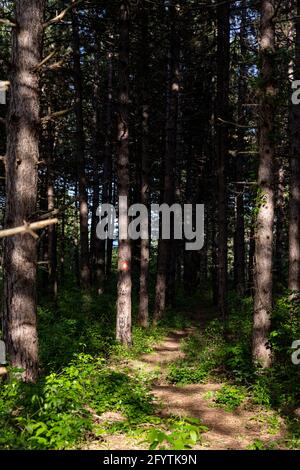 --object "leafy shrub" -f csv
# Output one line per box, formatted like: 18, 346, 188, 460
168, 362, 207, 384
247, 439, 268, 450
111, 326, 165, 358
0, 354, 156, 449
286, 419, 300, 449
214, 385, 246, 411
146, 417, 208, 450
251, 377, 272, 407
